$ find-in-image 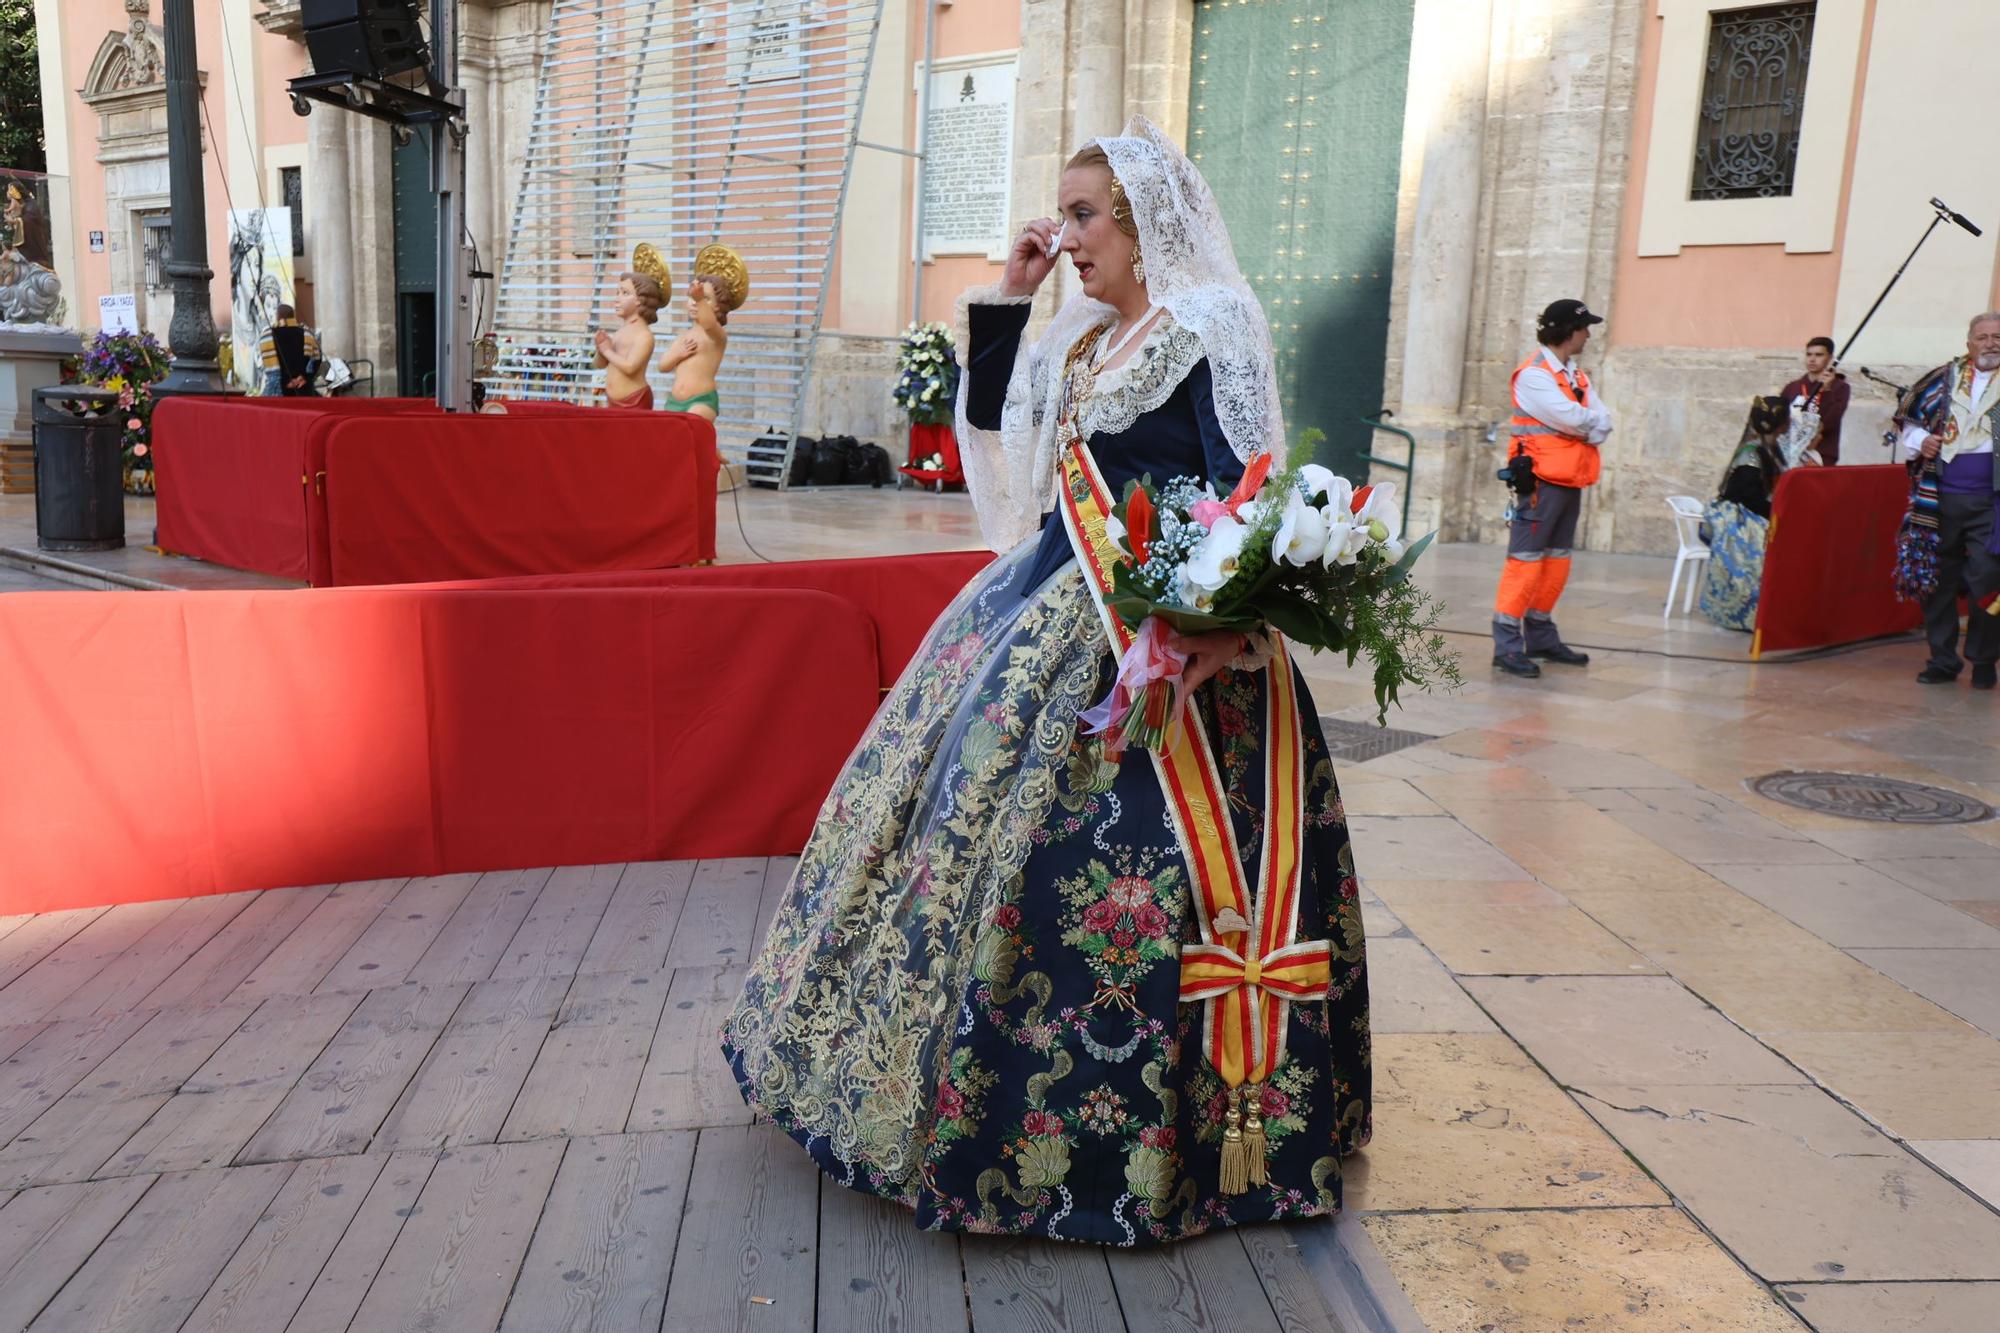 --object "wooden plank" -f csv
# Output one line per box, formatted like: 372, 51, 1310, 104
663, 859, 768, 971
500, 969, 669, 1142
1104, 1230, 1285, 1333
0, 1176, 157, 1331
0, 1010, 158, 1151
0, 1001, 258, 1190
375, 974, 571, 1152
229, 880, 407, 1004
44, 893, 256, 1023
406, 868, 555, 986
963, 1236, 1125, 1333
26, 1162, 294, 1333
137, 884, 337, 1011
107, 991, 365, 1177
489, 864, 623, 980
286, 1150, 437, 1331
0, 908, 108, 994
0, 1024, 47, 1070
313, 875, 481, 995
1237, 1226, 1371, 1333
661, 1124, 821, 1332
629, 965, 752, 1133
174, 1152, 388, 1333
751, 856, 799, 953
498, 1130, 696, 1333
577, 860, 696, 976
238, 982, 470, 1164
817, 1172, 969, 1333
0, 900, 182, 1025
345, 1139, 565, 1333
